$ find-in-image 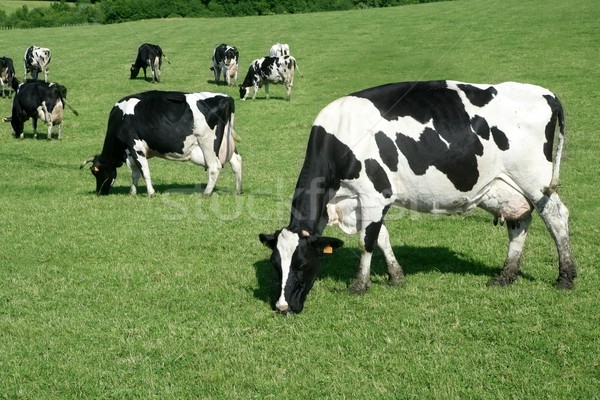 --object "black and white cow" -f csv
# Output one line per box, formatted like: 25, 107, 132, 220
239, 55, 296, 101
260, 80, 576, 314
130, 43, 164, 83
24, 46, 52, 82
81, 90, 242, 197
212, 44, 239, 86
0, 56, 18, 98
4, 80, 68, 140
269, 43, 290, 57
